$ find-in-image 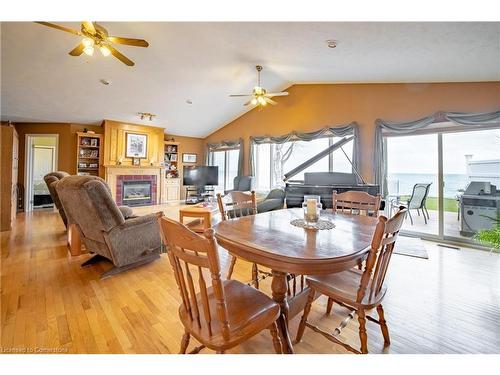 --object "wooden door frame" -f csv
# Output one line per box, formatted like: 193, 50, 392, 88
24, 134, 59, 212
